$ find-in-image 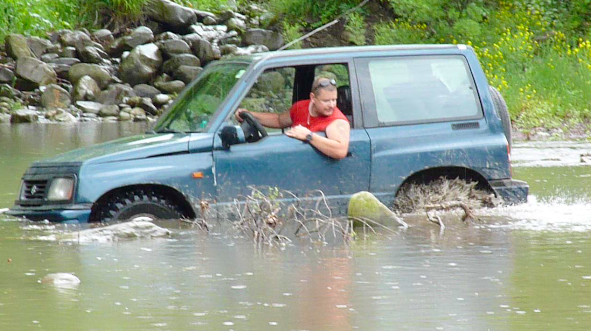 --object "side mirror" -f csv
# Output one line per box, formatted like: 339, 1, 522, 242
219, 125, 245, 150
